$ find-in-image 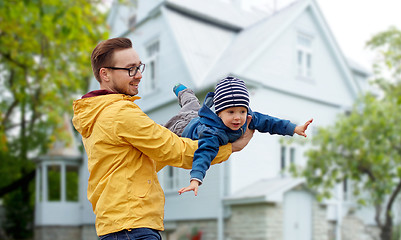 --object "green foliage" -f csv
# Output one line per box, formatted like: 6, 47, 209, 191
3, 182, 35, 240
298, 92, 401, 205
0, 0, 109, 238
367, 26, 401, 81
0, 0, 109, 155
